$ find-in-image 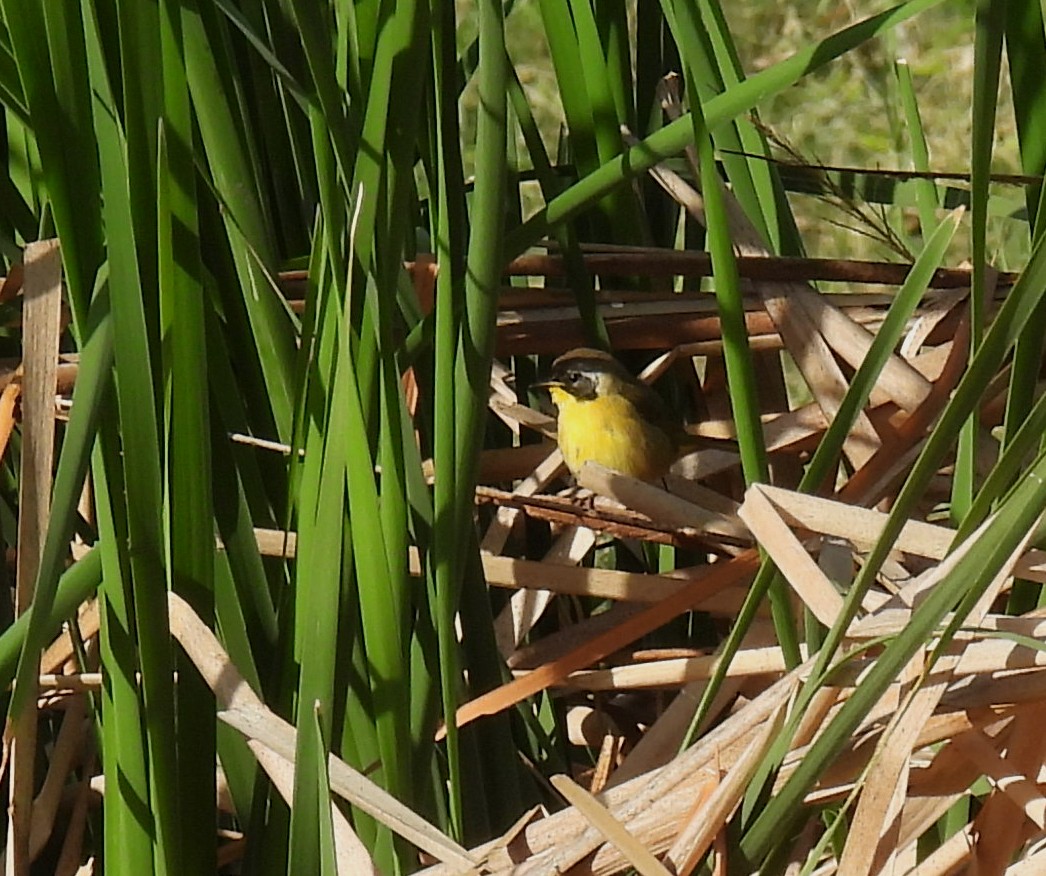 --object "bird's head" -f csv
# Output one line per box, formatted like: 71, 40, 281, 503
533, 348, 634, 405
